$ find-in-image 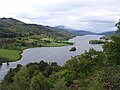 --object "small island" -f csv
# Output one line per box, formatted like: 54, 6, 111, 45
70, 47, 76, 51
89, 40, 106, 44
100, 36, 110, 40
